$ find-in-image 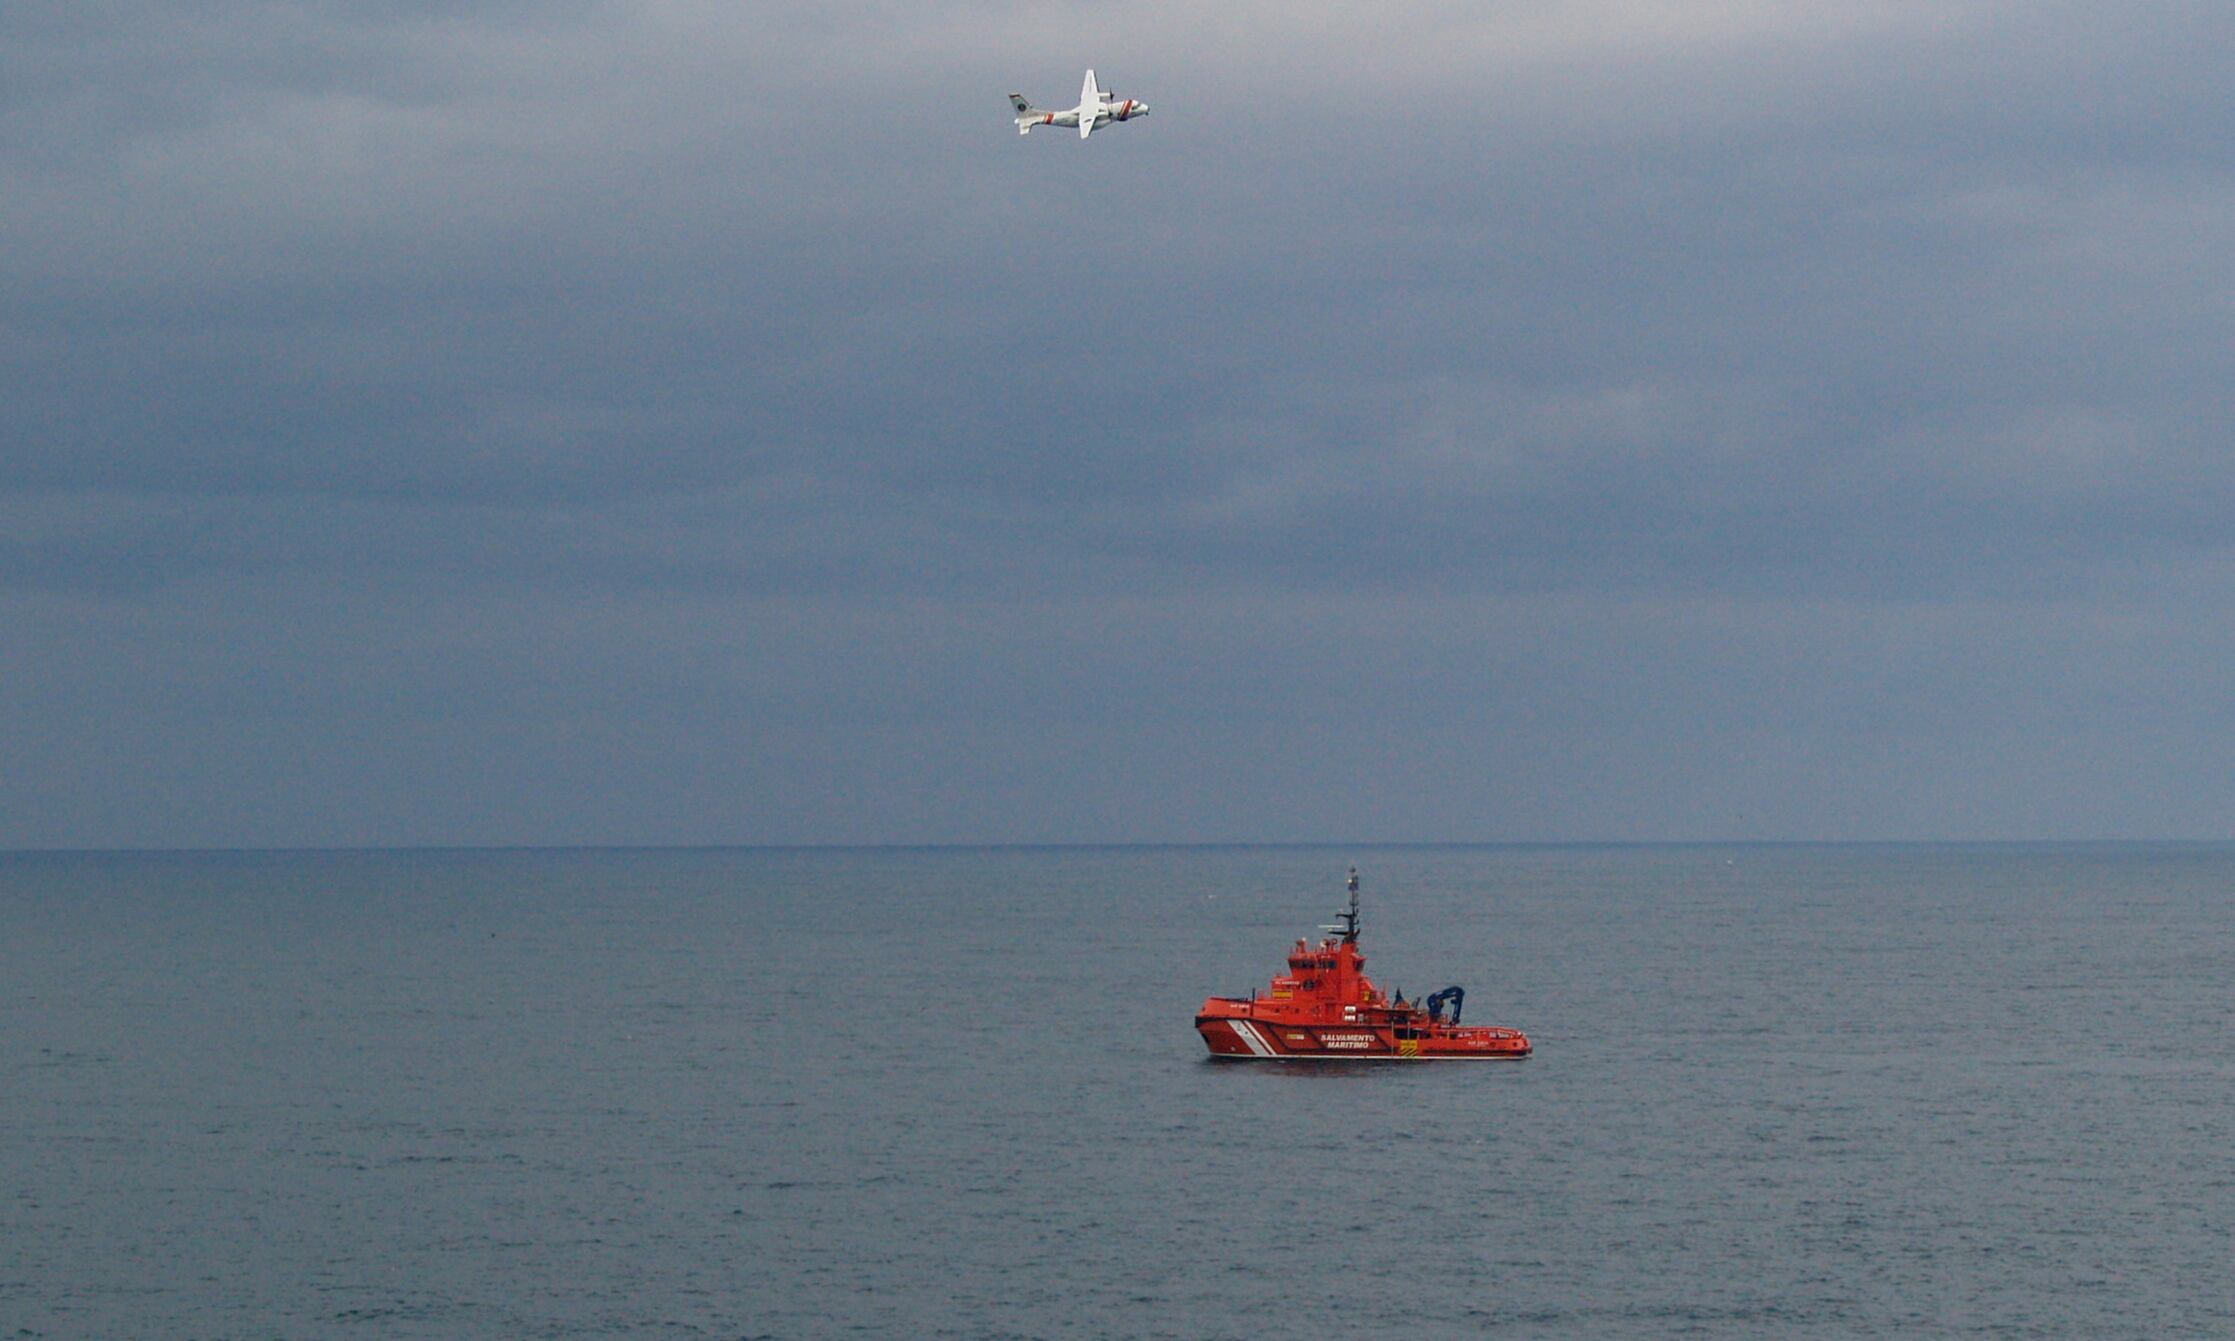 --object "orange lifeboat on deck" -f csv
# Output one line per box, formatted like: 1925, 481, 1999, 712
1195, 869, 1531, 1062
